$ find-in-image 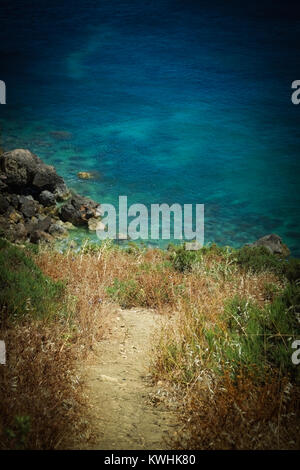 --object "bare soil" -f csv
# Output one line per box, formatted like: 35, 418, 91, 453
79, 307, 178, 450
